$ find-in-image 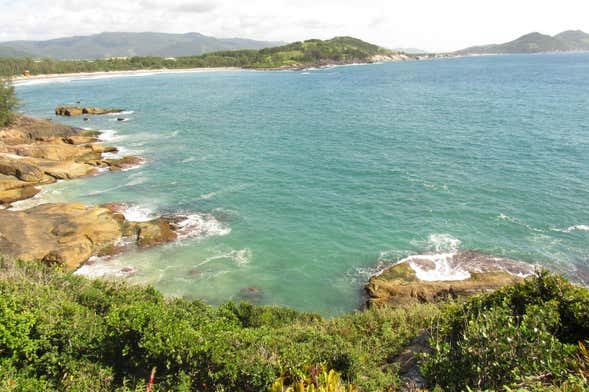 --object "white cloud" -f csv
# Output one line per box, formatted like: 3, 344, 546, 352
0, 0, 588, 51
